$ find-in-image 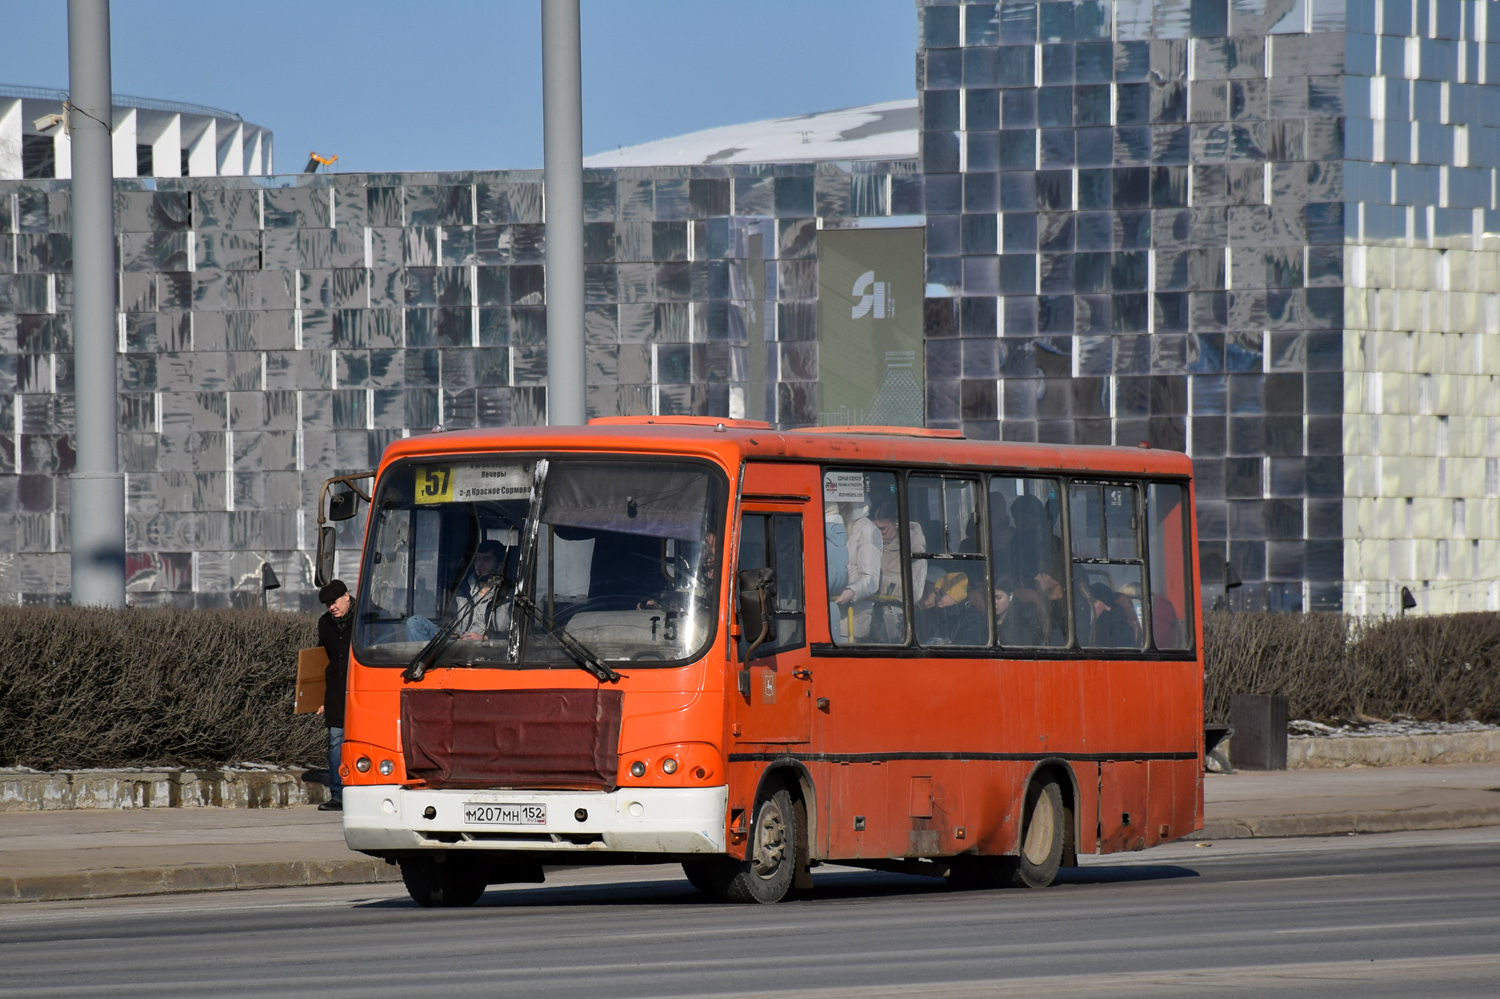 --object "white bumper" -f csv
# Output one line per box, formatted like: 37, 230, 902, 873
342, 784, 729, 855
